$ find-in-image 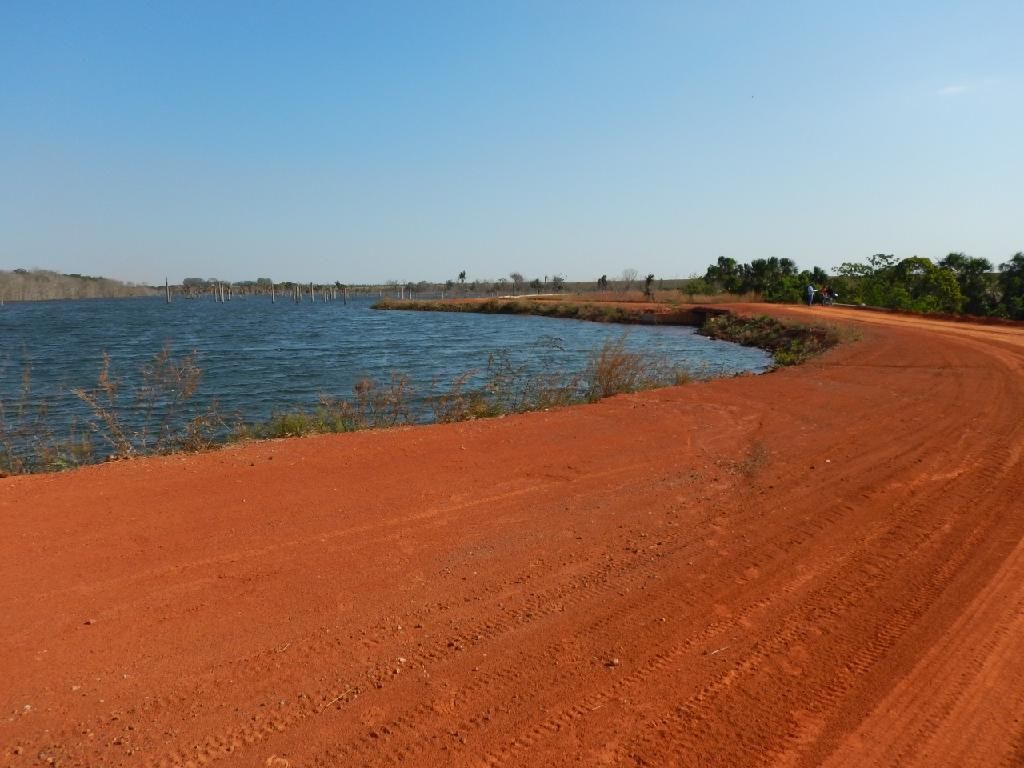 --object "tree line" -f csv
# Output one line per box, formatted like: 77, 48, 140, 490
0, 269, 157, 302
694, 252, 1024, 318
